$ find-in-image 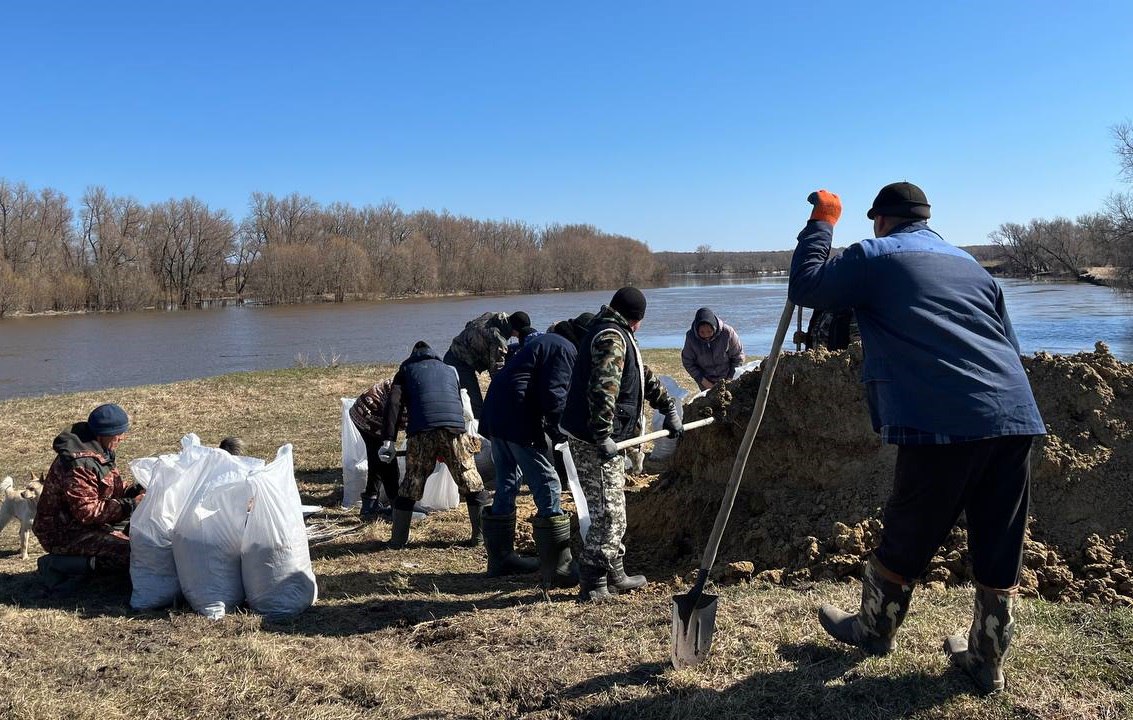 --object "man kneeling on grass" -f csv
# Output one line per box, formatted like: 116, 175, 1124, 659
379, 341, 490, 549
33, 403, 144, 592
